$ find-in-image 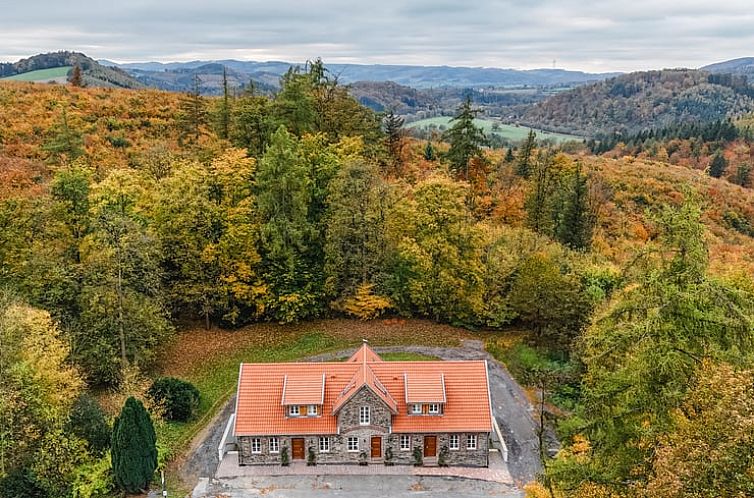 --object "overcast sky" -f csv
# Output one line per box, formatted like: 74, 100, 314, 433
2, 0, 753, 72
